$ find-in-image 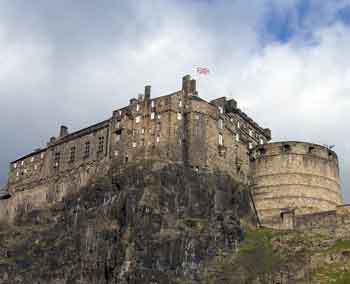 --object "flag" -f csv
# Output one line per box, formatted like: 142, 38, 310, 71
196, 67, 210, 75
